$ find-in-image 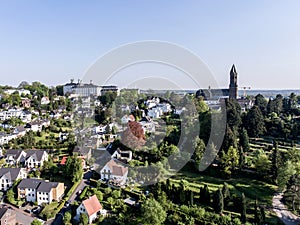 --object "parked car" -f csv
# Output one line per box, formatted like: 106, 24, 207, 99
25, 209, 31, 214
65, 200, 71, 207
32, 206, 41, 214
